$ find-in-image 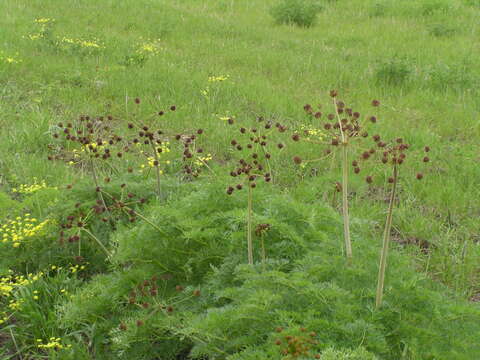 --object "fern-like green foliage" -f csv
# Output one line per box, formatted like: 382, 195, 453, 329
52, 177, 480, 359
